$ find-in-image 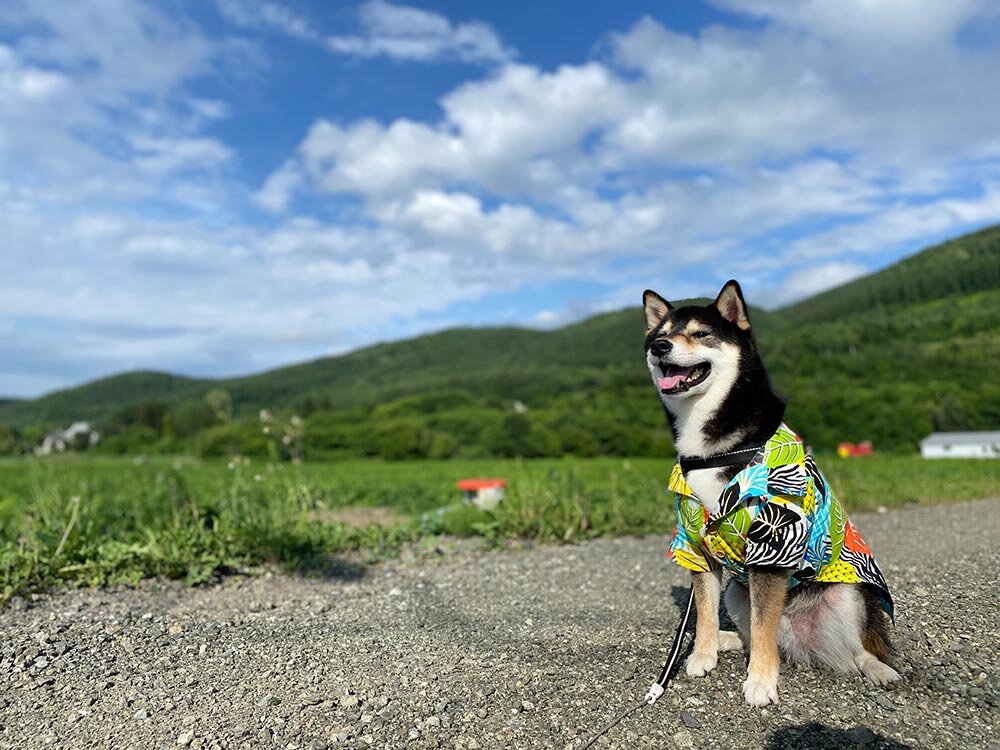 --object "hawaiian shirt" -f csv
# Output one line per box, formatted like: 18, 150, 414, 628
668, 423, 894, 618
